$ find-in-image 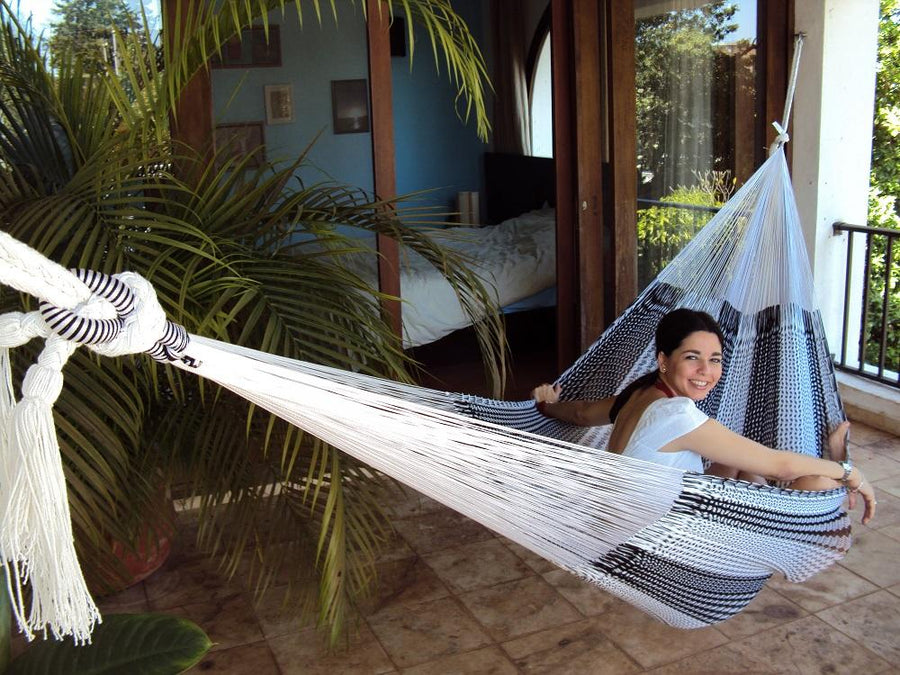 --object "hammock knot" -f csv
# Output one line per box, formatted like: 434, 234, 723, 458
768, 121, 790, 156
36, 269, 198, 367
